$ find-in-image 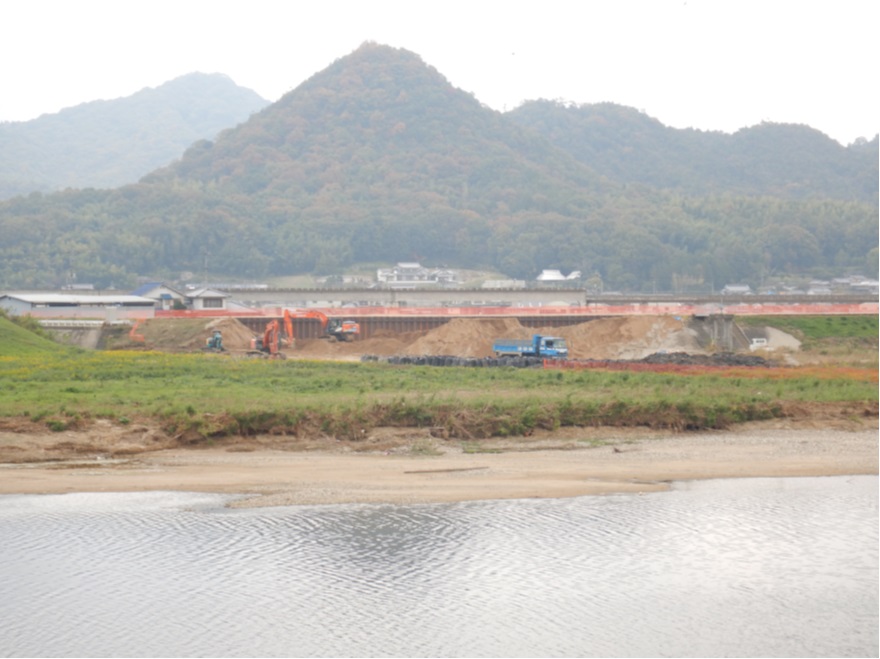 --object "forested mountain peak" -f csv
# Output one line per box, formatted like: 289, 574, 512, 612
0, 73, 269, 199
149, 42, 602, 201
